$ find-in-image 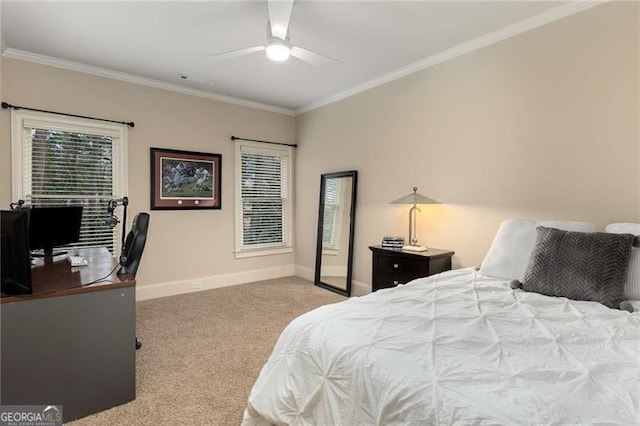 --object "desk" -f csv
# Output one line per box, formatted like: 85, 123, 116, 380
1, 247, 136, 422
